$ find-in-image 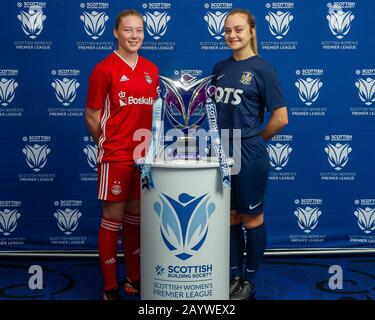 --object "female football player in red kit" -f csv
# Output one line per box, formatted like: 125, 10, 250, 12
86, 9, 158, 300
